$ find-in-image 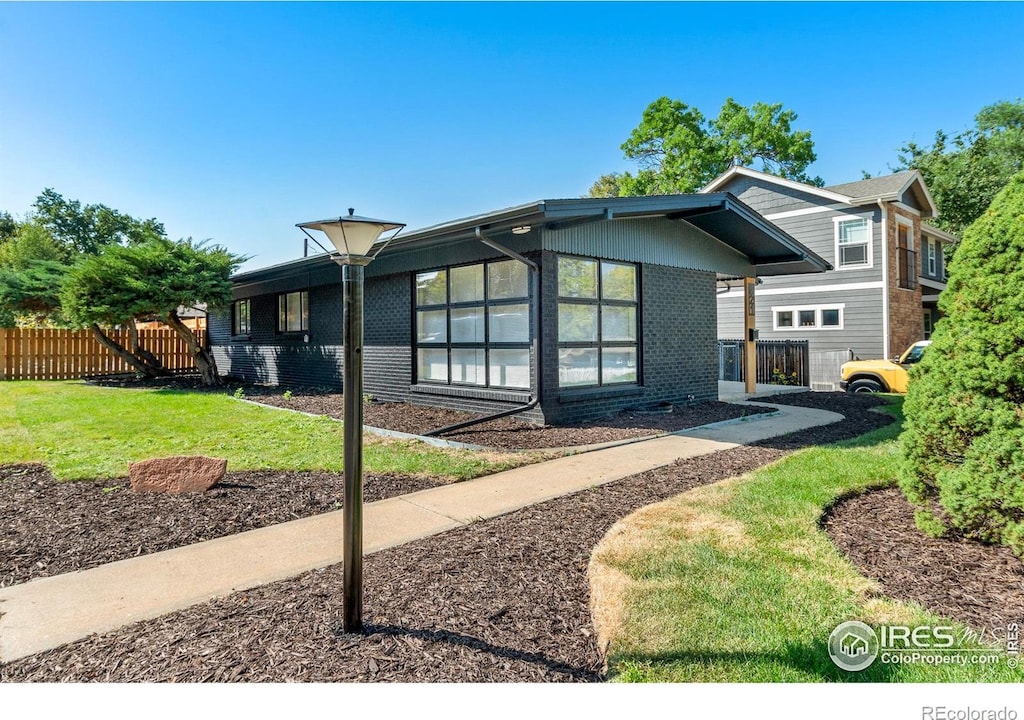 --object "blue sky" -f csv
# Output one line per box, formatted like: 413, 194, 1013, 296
2, 1, 1022, 271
